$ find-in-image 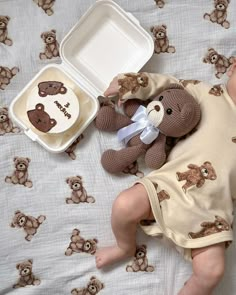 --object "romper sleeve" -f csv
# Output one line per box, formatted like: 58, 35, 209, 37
117, 72, 210, 105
